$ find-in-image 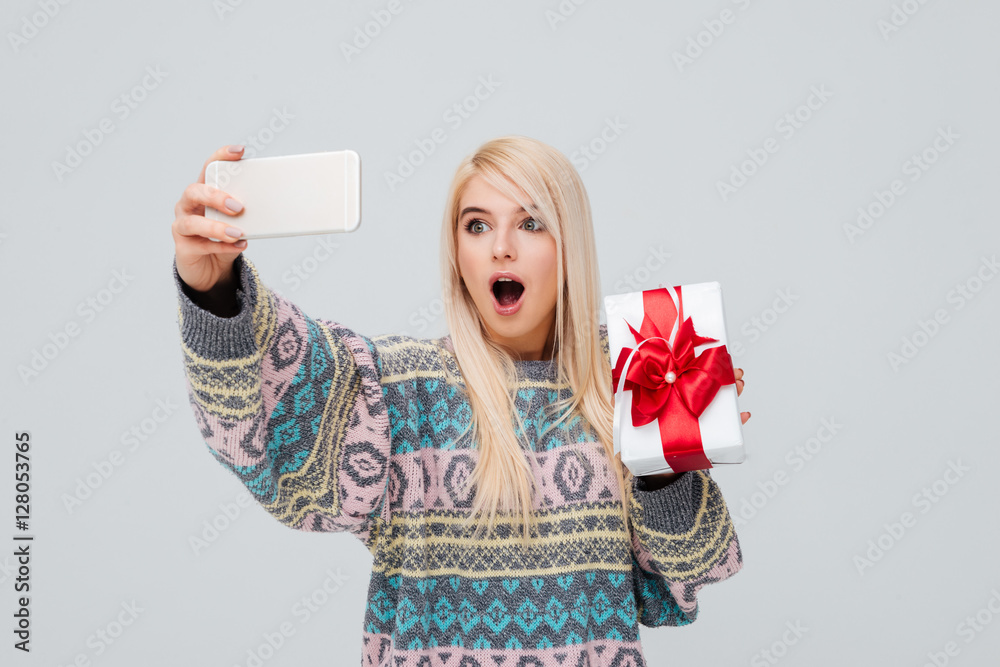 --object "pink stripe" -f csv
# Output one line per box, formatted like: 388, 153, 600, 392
632, 534, 741, 616
361, 631, 648, 667
191, 296, 311, 468
386, 443, 625, 513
